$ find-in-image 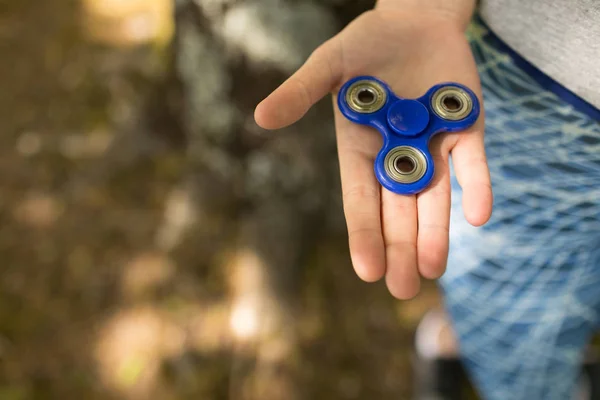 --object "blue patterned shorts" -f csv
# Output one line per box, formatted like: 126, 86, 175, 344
440, 19, 600, 400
